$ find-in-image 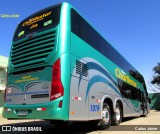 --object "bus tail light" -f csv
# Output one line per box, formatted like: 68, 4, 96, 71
37, 107, 46, 111
50, 59, 64, 101
5, 108, 11, 112
4, 71, 8, 103
4, 88, 7, 102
